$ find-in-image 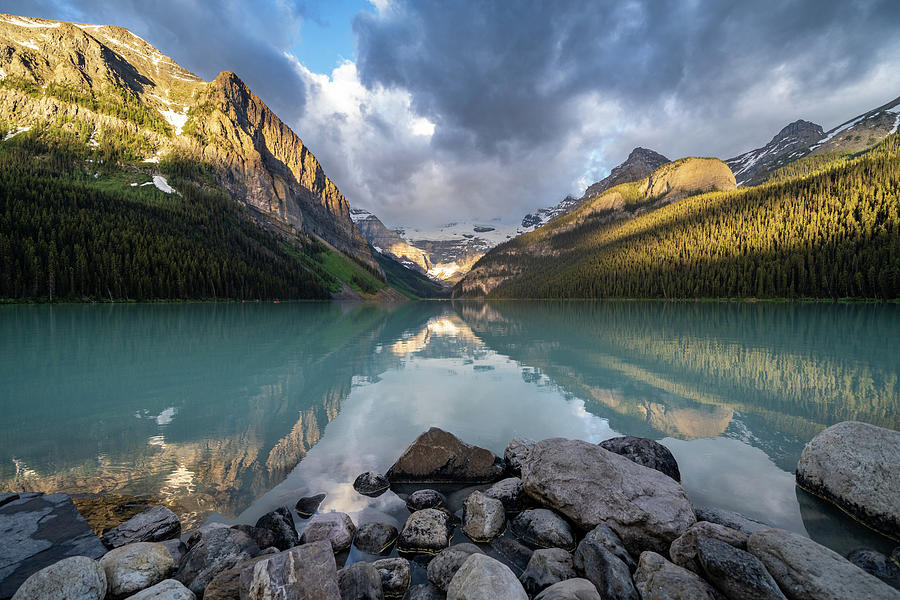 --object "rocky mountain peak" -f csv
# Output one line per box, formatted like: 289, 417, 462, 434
773, 119, 824, 142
